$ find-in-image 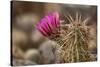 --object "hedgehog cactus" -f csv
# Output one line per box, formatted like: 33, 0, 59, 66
59, 13, 92, 63
36, 12, 92, 63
